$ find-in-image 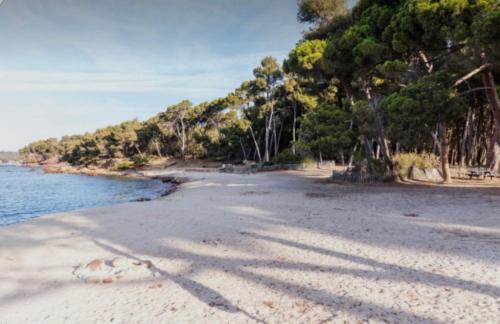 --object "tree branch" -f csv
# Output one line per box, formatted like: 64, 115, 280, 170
418, 51, 433, 73
454, 64, 492, 87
